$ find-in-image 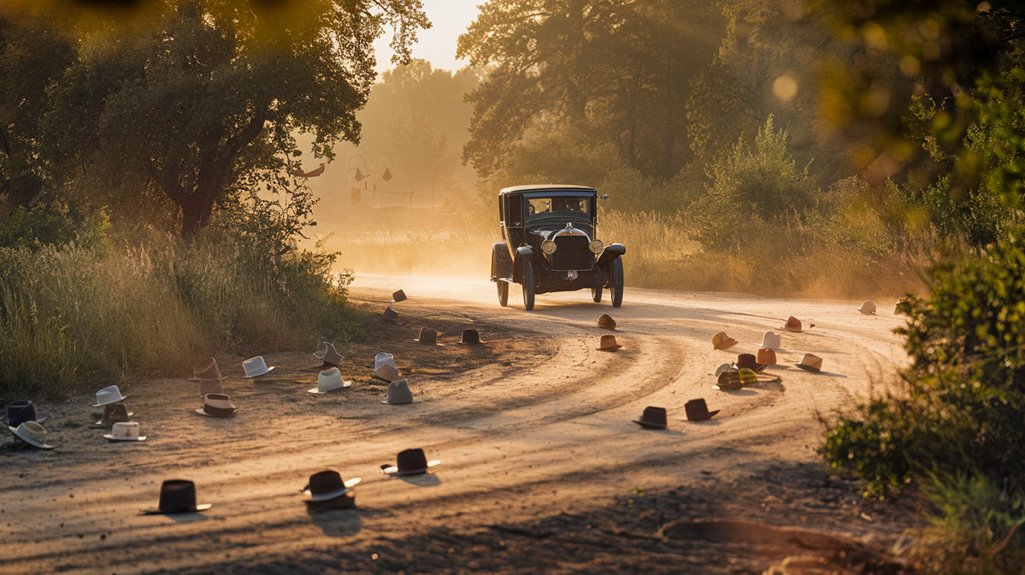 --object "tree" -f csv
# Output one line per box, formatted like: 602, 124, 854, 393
43, 0, 428, 238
